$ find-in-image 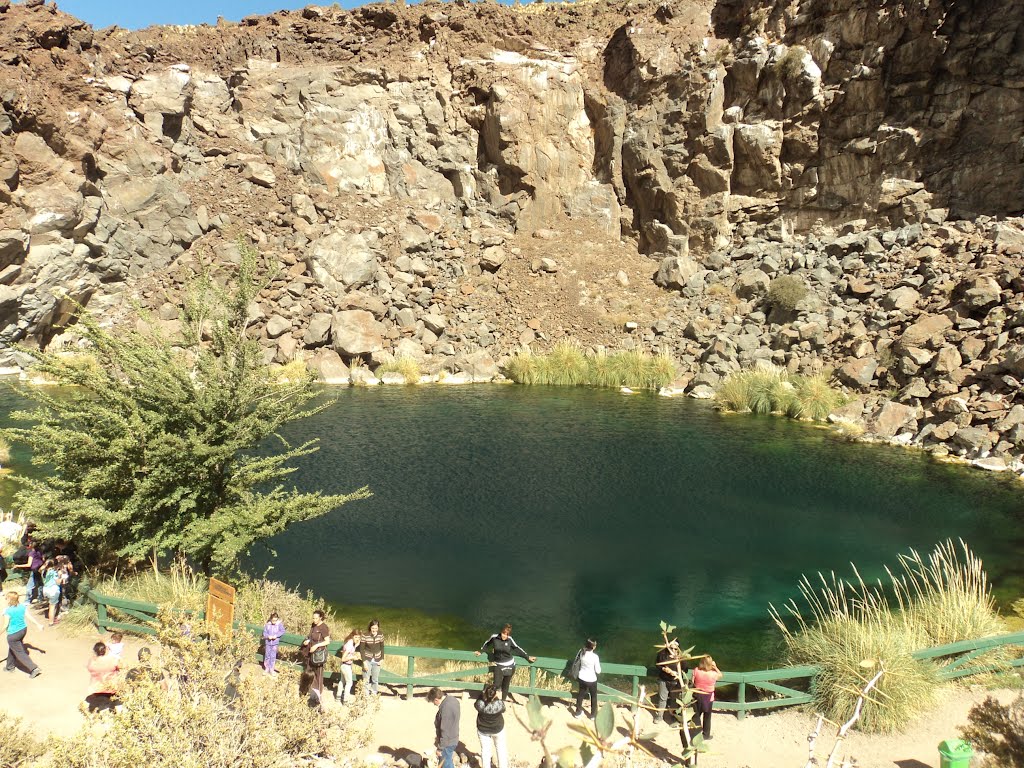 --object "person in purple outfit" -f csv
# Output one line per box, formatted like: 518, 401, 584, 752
262, 612, 285, 675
